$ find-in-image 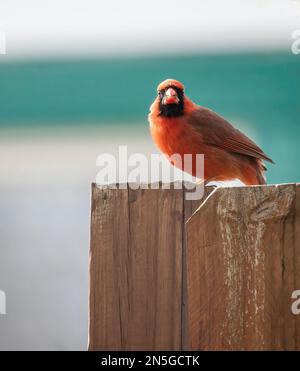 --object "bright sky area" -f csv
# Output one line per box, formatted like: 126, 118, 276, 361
0, 0, 300, 59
